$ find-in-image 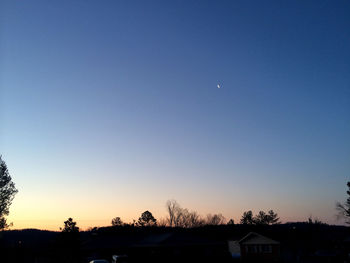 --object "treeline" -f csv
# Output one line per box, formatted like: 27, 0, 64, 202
106, 200, 281, 230
239, 210, 280, 225
62, 199, 332, 232
109, 200, 228, 228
